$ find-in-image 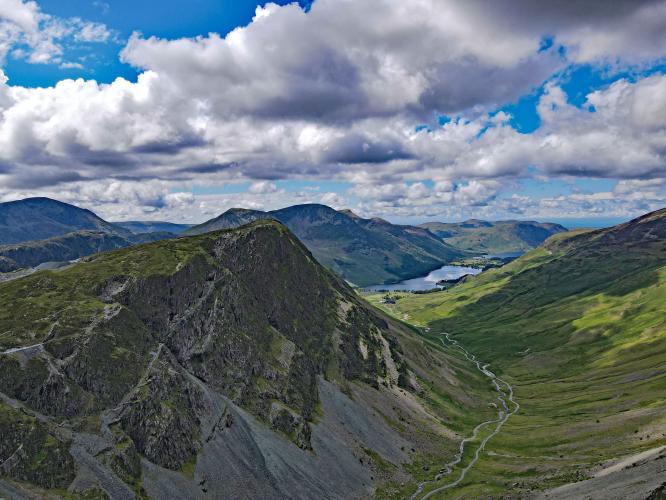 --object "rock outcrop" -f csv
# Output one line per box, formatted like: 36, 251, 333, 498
0, 220, 470, 498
